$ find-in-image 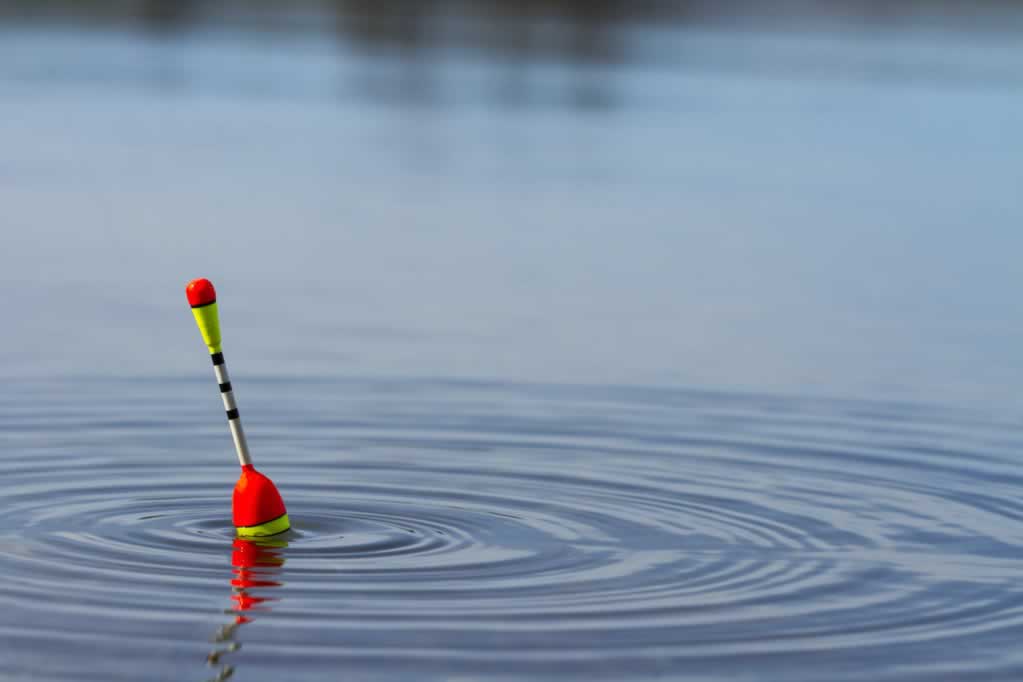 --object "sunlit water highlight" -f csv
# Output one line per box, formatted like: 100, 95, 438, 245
3, 377, 1022, 680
